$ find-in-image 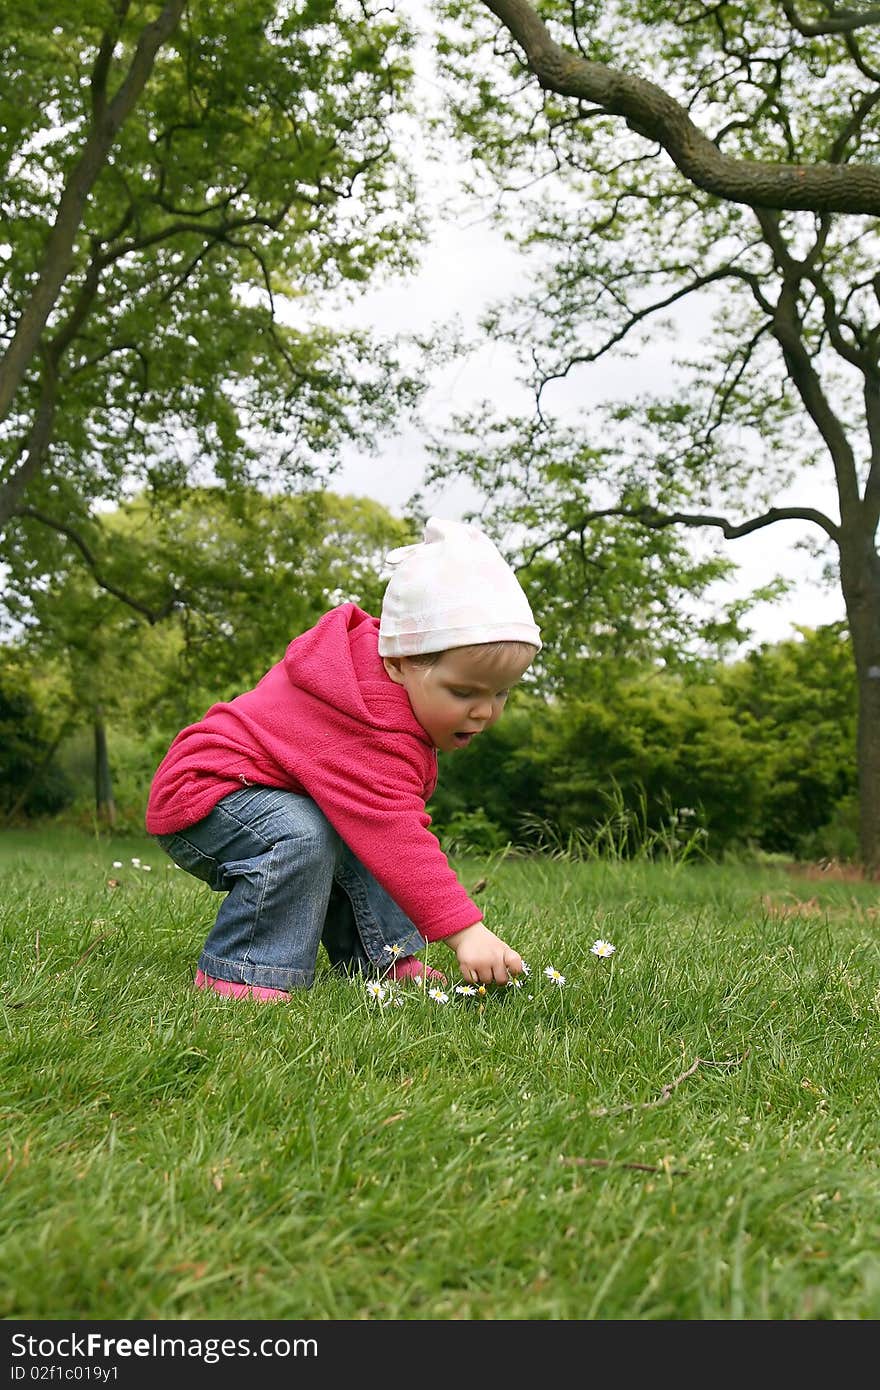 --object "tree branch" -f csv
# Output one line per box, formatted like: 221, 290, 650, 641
0, 359, 61, 525
16, 508, 182, 623
0, 0, 187, 426
90, 1, 131, 120
481, 0, 880, 213
521, 503, 840, 566
754, 208, 863, 520
704, 320, 772, 442
624, 501, 840, 541
534, 264, 772, 404
779, 0, 880, 36
862, 377, 880, 530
